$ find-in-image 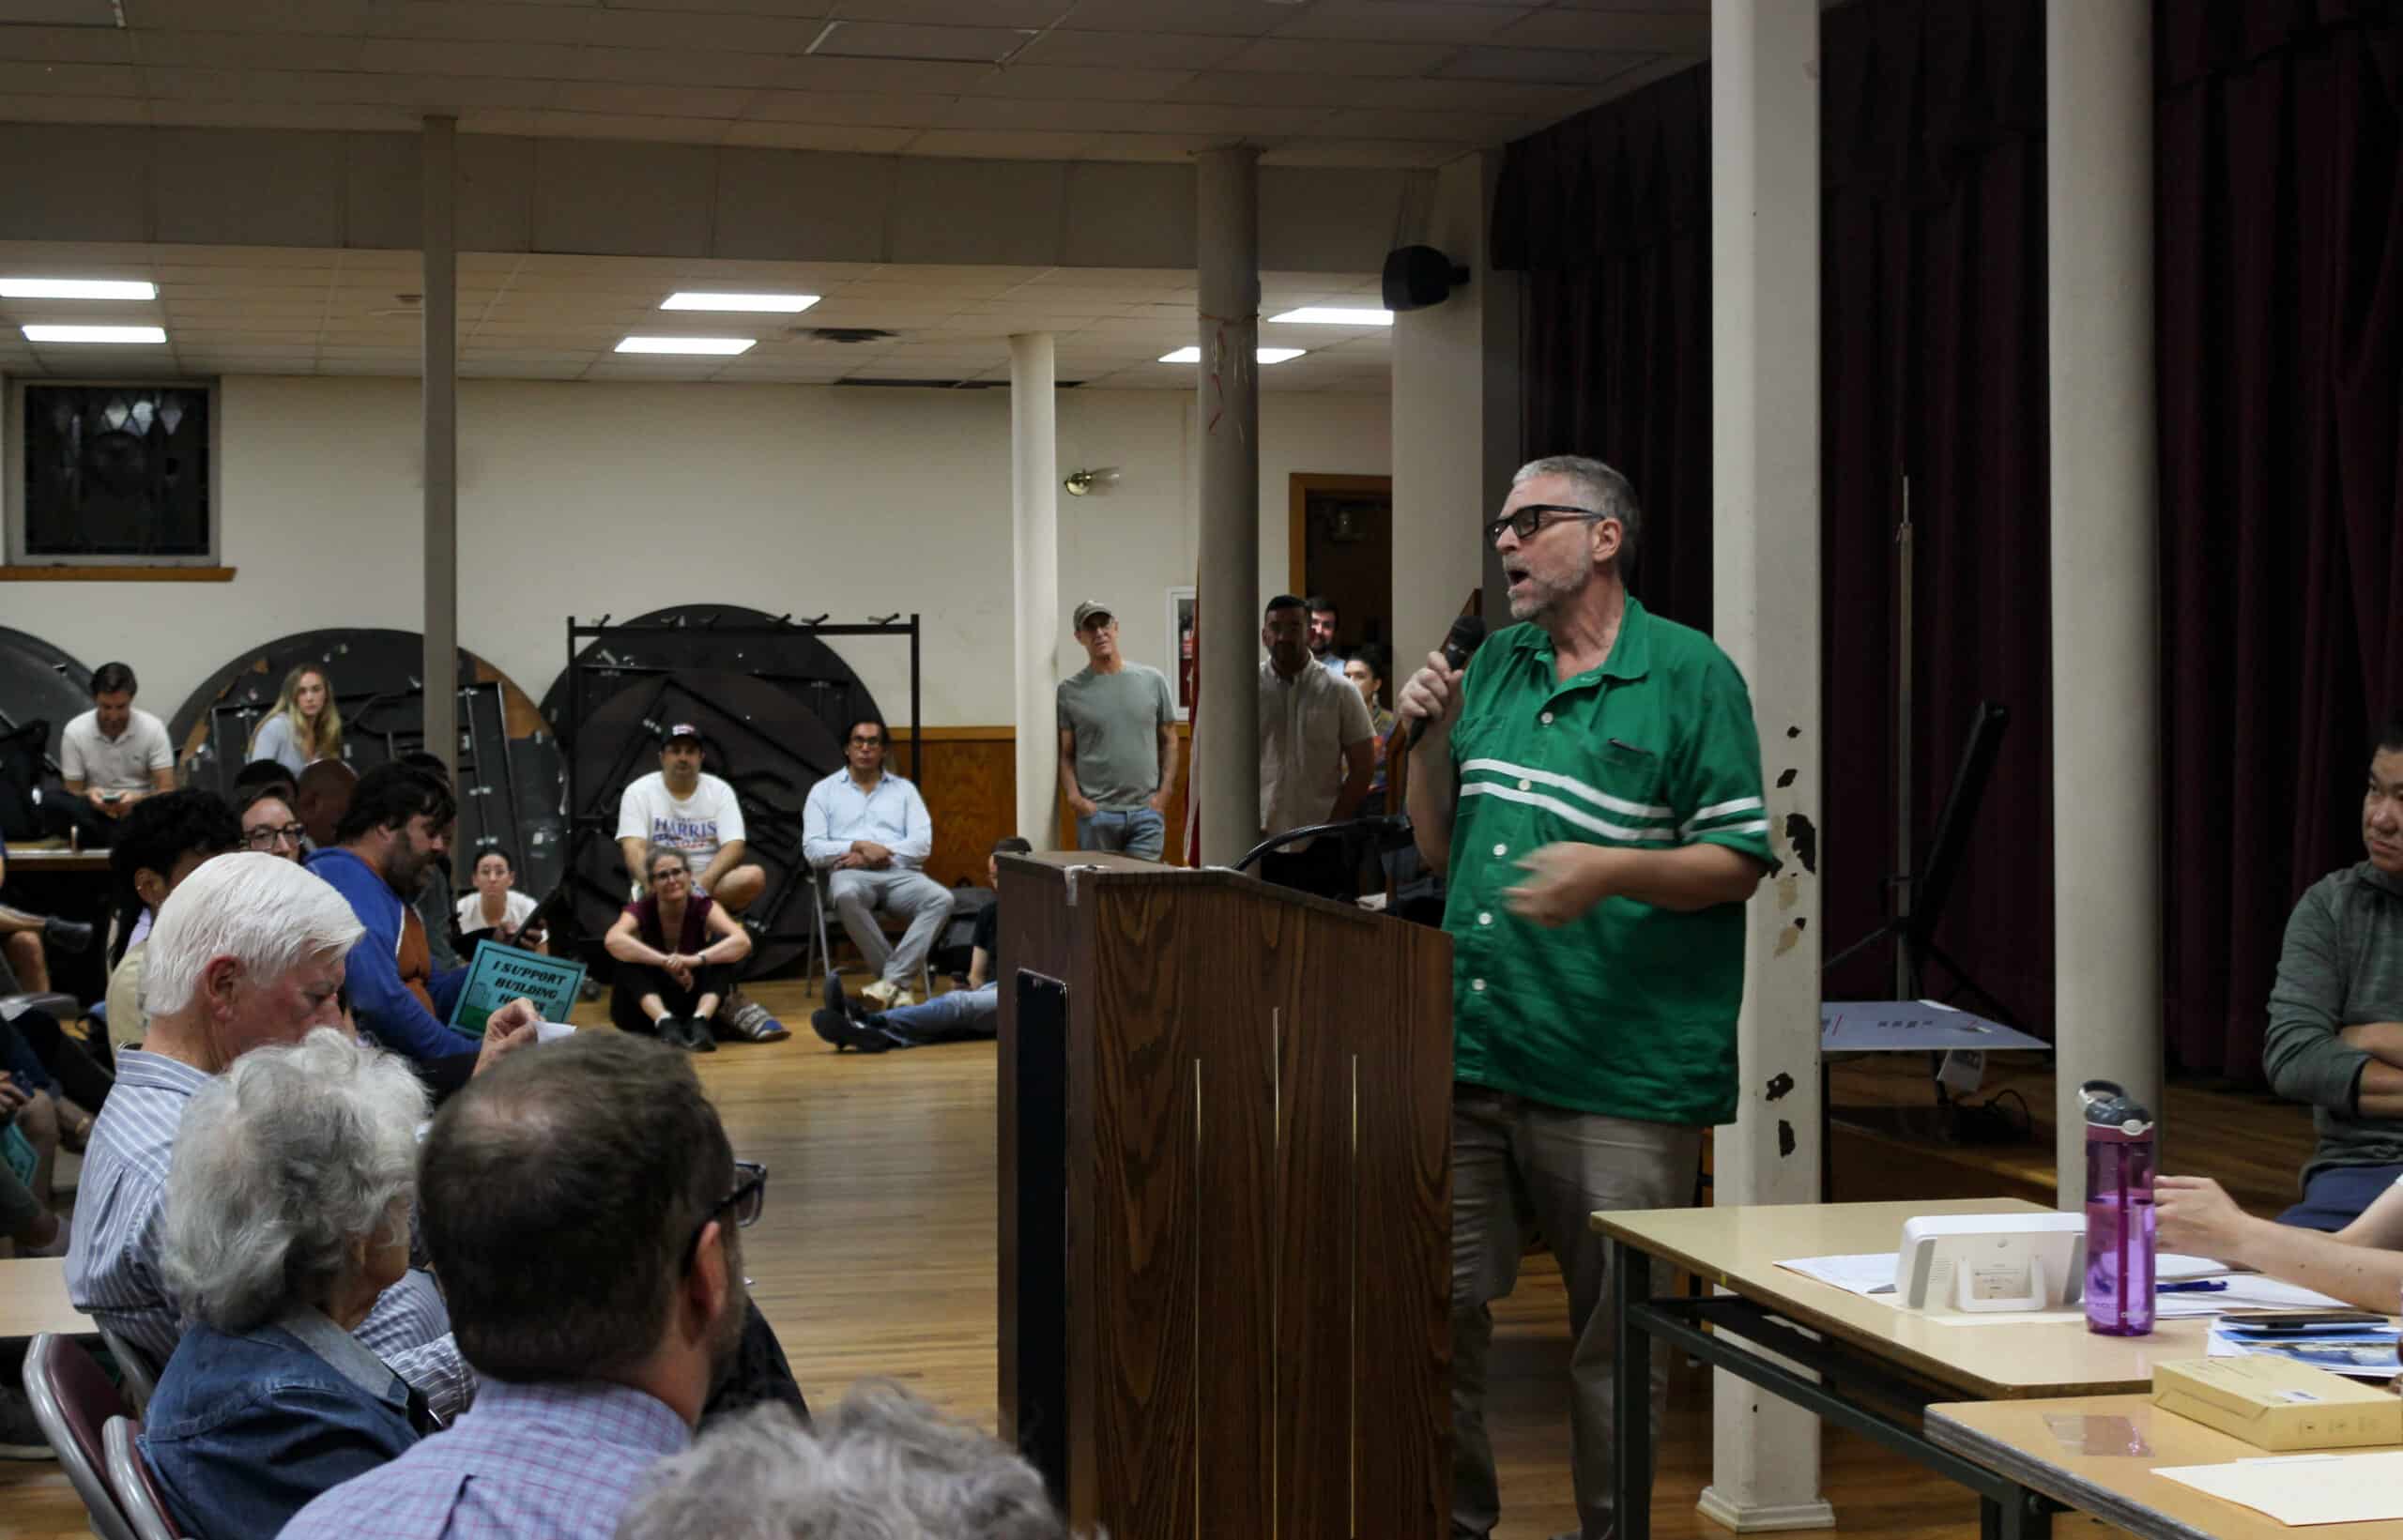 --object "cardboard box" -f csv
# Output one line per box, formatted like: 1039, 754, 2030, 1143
2152, 1357, 2403, 1452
